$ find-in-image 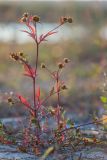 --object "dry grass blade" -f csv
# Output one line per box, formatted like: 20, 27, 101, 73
40, 146, 54, 160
